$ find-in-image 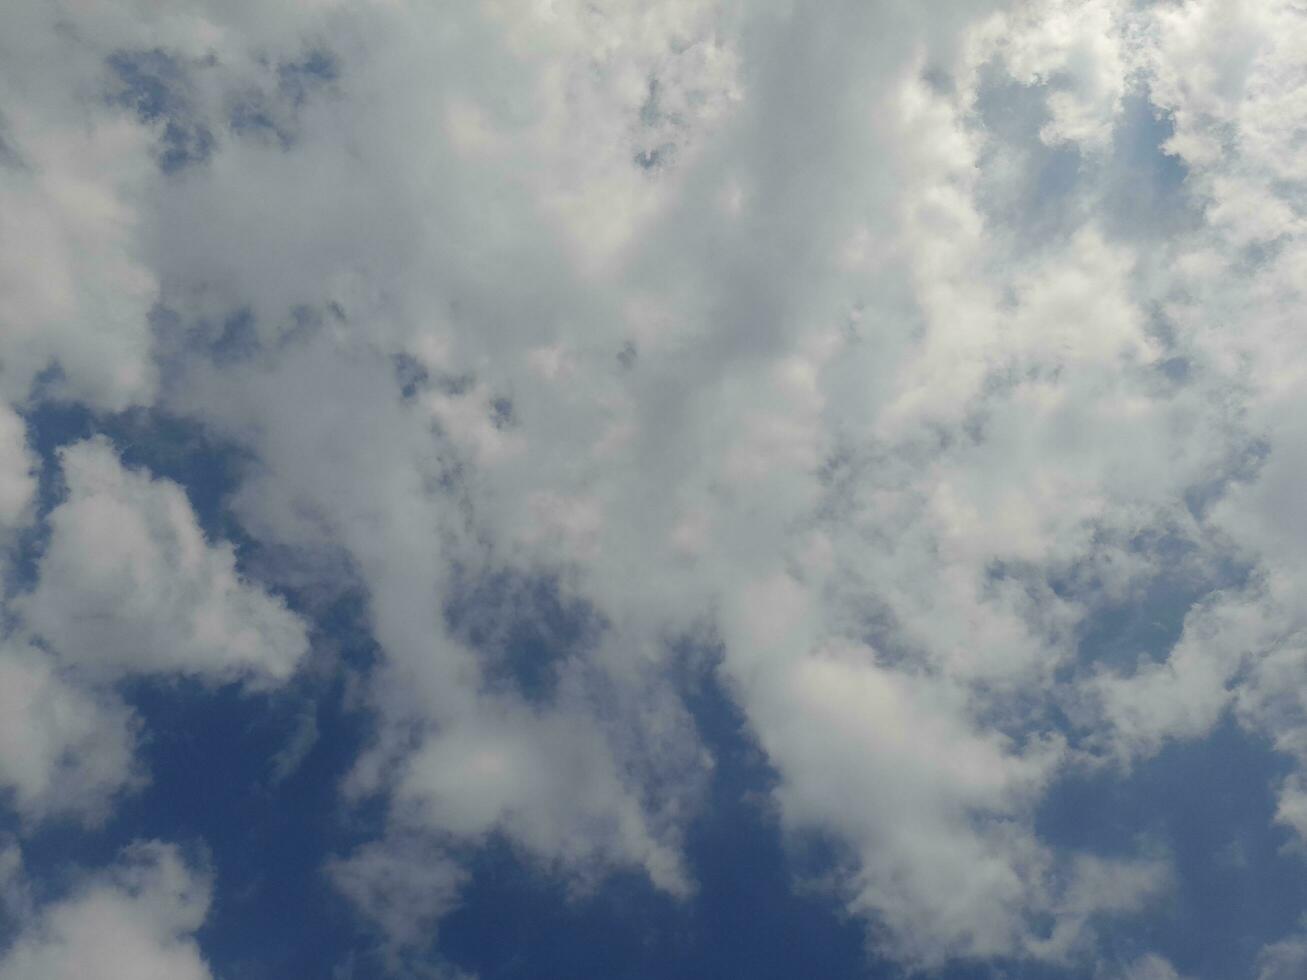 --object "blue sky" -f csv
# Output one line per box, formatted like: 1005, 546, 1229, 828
2, 2, 1307, 979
